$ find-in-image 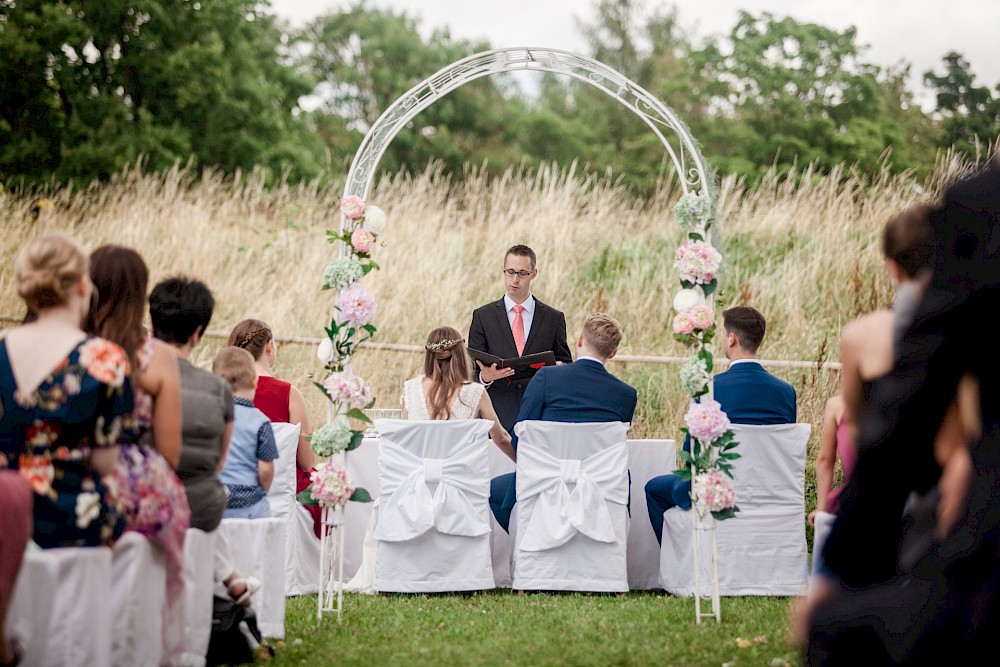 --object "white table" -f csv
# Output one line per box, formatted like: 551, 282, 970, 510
342, 437, 675, 590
